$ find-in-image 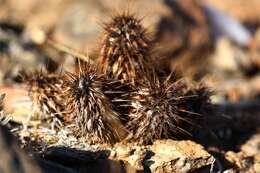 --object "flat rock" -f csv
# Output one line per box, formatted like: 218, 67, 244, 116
109, 140, 214, 173
225, 151, 260, 173
241, 133, 260, 156
148, 140, 214, 173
